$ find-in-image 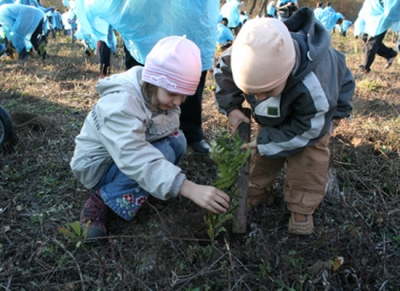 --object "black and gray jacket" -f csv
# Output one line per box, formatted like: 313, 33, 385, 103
214, 7, 354, 159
